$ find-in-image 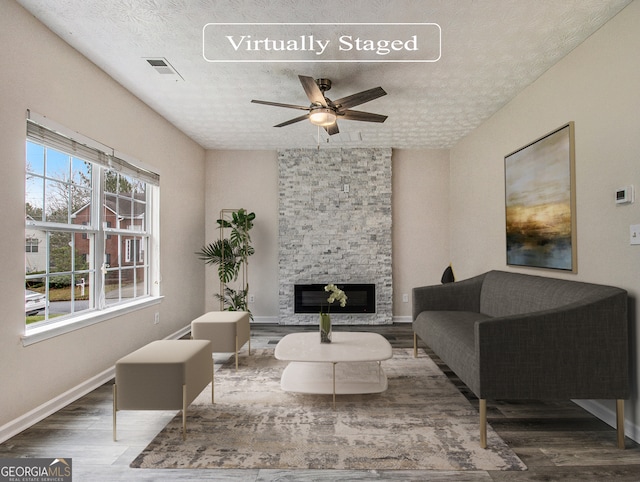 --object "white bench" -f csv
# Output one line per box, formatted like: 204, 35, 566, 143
113, 339, 213, 441
191, 311, 251, 370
